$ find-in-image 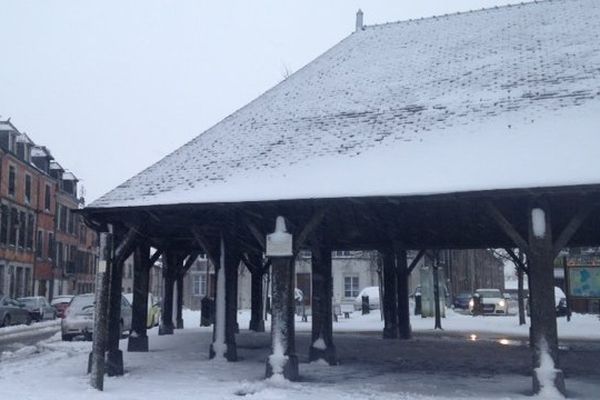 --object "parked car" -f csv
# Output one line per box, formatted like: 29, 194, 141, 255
469, 288, 509, 315
61, 293, 132, 341
354, 286, 380, 310
51, 295, 74, 319
123, 293, 161, 328
453, 292, 473, 310
526, 287, 568, 317
0, 295, 32, 327
18, 296, 57, 322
